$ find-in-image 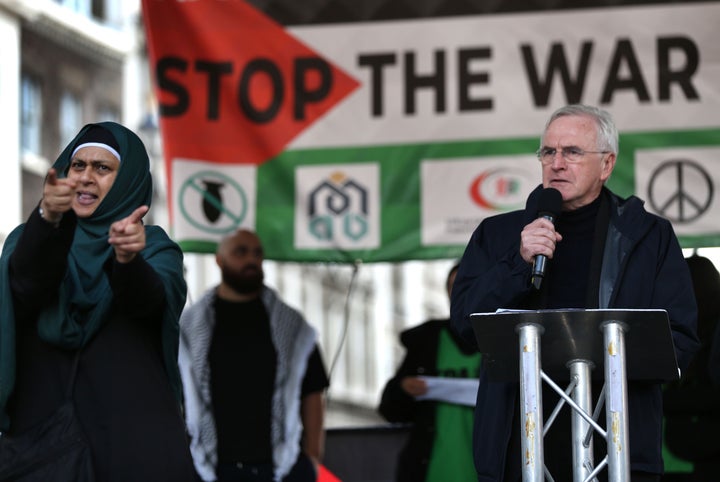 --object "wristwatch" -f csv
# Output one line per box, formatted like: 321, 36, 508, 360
38, 204, 61, 227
